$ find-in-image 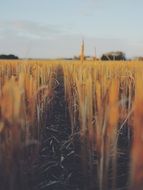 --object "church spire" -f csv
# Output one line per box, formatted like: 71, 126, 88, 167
80, 39, 84, 62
